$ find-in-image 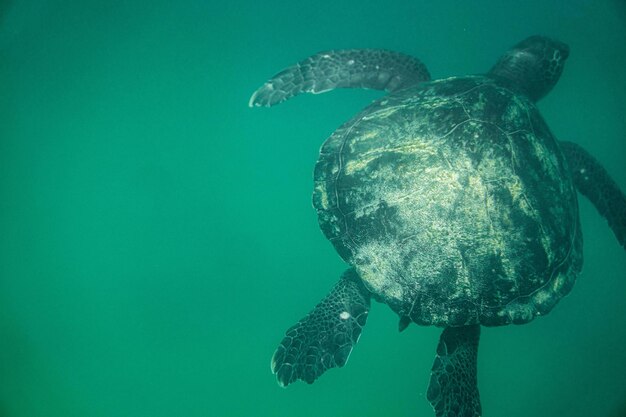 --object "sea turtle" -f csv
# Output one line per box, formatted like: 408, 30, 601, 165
249, 36, 626, 416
